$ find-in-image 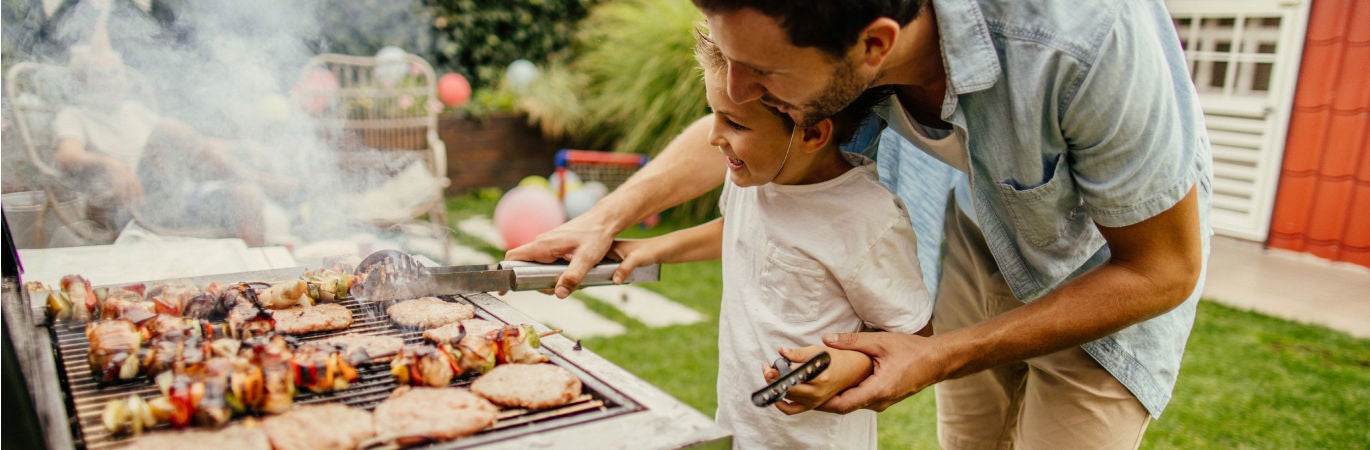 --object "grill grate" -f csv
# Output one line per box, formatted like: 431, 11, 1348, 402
51, 293, 643, 449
